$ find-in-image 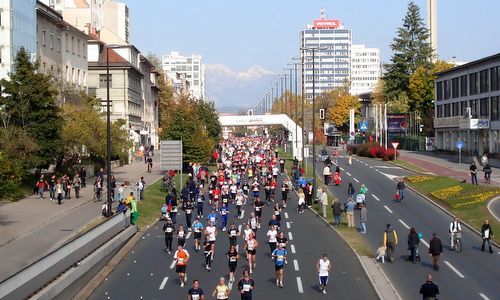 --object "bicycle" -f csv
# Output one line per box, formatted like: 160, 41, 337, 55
451, 232, 462, 252
93, 186, 103, 202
